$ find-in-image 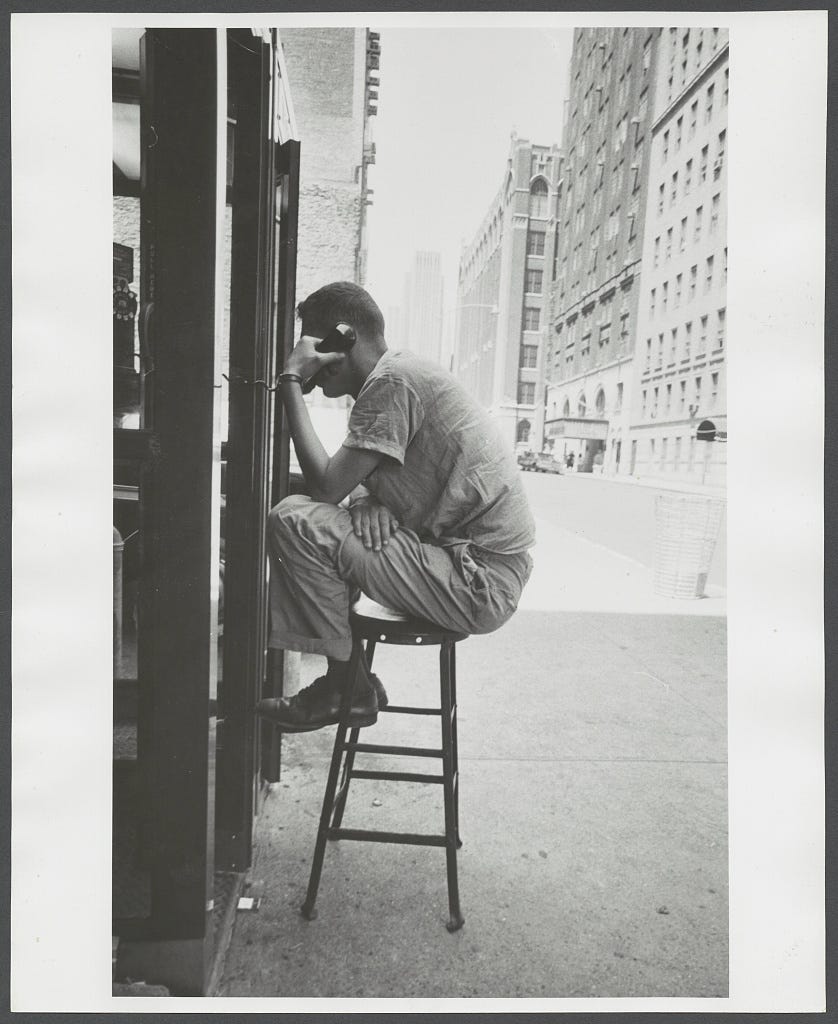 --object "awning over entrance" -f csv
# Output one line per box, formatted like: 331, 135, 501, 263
545, 417, 609, 441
